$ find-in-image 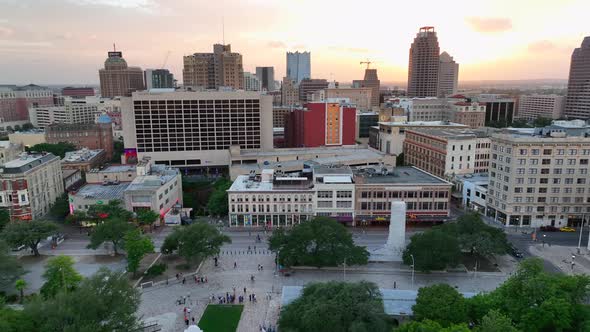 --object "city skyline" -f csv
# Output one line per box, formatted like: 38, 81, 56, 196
0, 0, 589, 85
